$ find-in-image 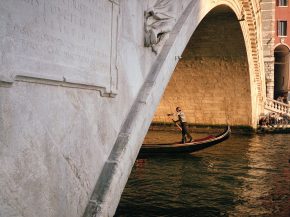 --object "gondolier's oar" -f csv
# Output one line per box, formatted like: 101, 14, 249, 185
167, 114, 182, 131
